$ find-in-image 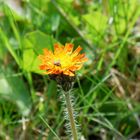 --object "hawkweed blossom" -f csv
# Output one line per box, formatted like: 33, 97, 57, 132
38, 43, 88, 77
38, 43, 87, 140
